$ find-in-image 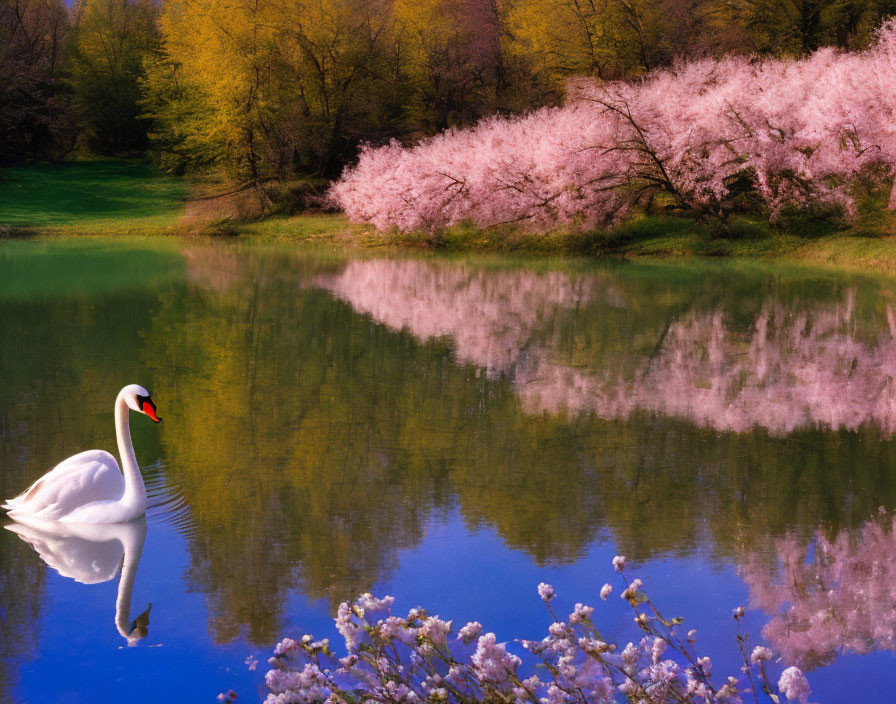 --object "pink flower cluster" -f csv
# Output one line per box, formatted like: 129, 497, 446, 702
331, 21, 896, 232
329, 102, 632, 231
260, 564, 813, 704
